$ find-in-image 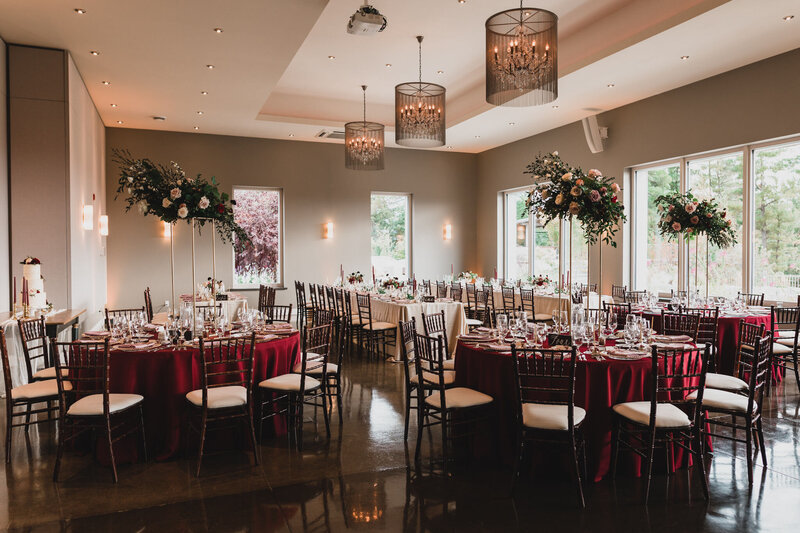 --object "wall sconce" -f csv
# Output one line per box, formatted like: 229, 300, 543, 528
99, 215, 109, 236
443, 223, 452, 241
163, 221, 172, 238
82, 204, 94, 230
323, 222, 334, 239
